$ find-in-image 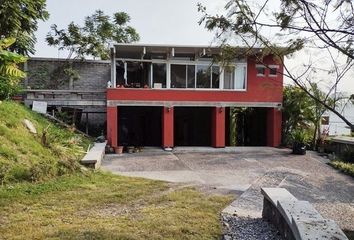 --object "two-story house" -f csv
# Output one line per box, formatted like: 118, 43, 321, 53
106, 44, 283, 150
